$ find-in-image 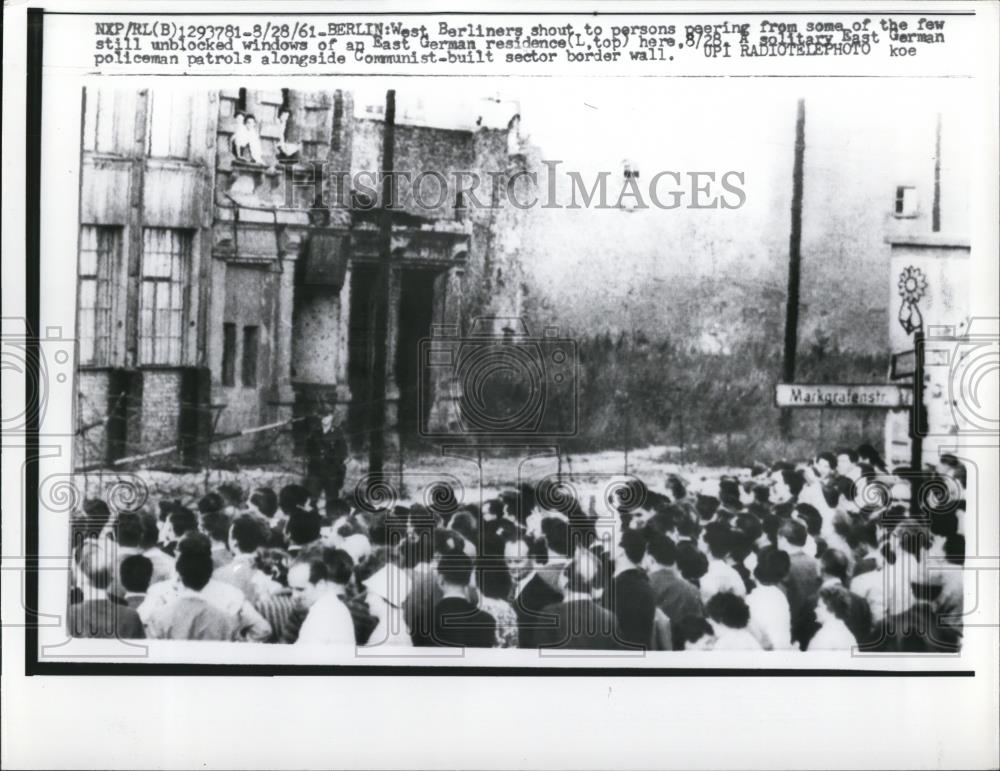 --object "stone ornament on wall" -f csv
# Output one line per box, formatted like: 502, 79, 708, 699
897, 264, 927, 335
